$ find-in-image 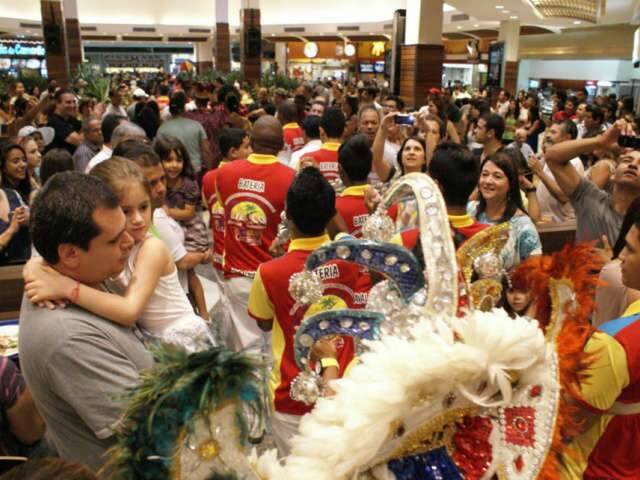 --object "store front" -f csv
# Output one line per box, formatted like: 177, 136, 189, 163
285, 40, 388, 82
0, 39, 47, 78
83, 44, 195, 74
